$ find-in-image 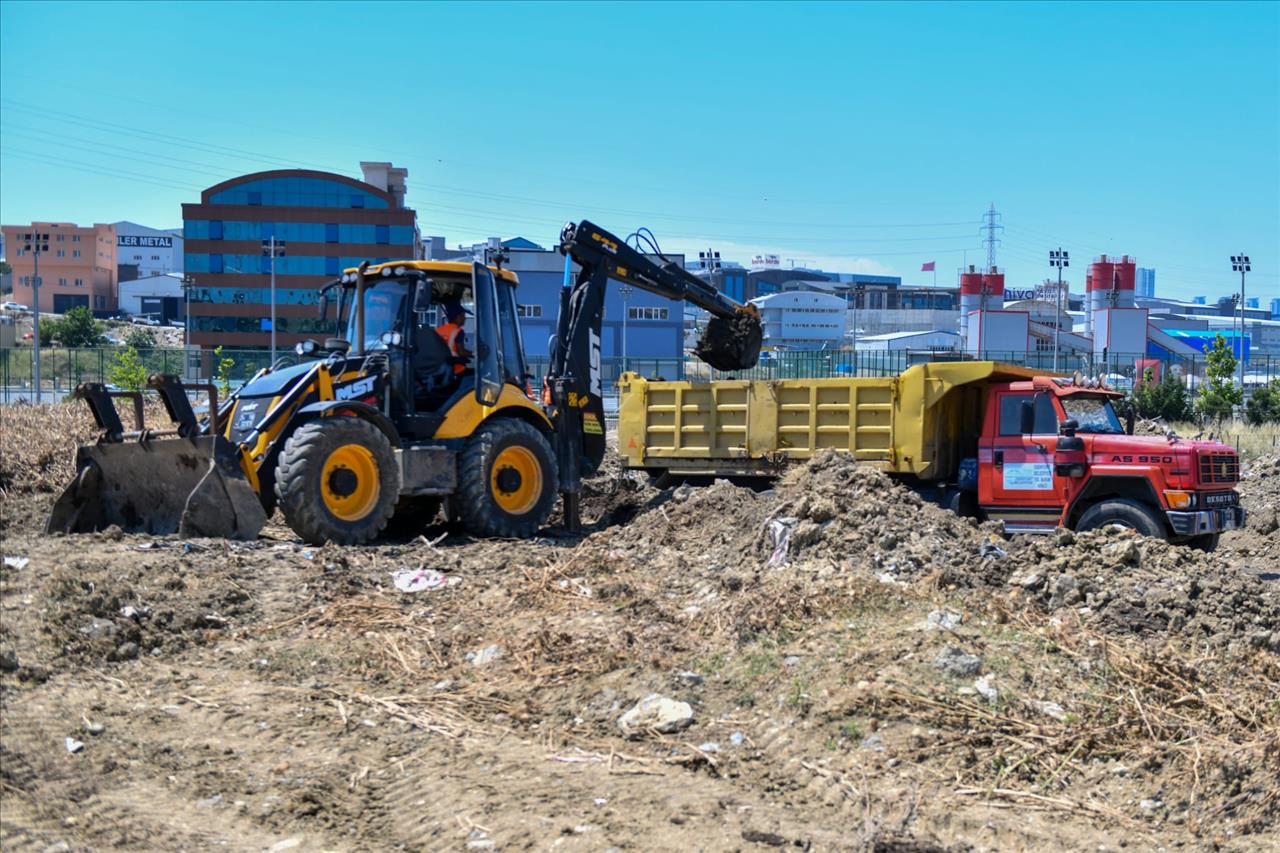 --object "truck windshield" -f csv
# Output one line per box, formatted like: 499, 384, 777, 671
1061, 395, 1124, 434
345, 281, 407, 350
